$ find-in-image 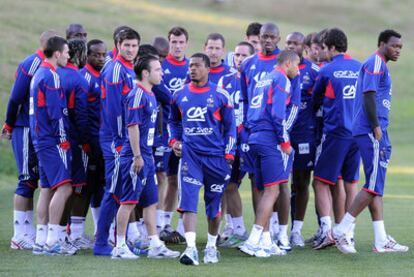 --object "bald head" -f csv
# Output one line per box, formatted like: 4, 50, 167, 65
259, 23, 281, 55
40, 30, 58, 50
152, 36, 169, 62
285, 32, 305, 57
66, 23, 87, 42
287, 32, 305, 42
260, 23, 280, 36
